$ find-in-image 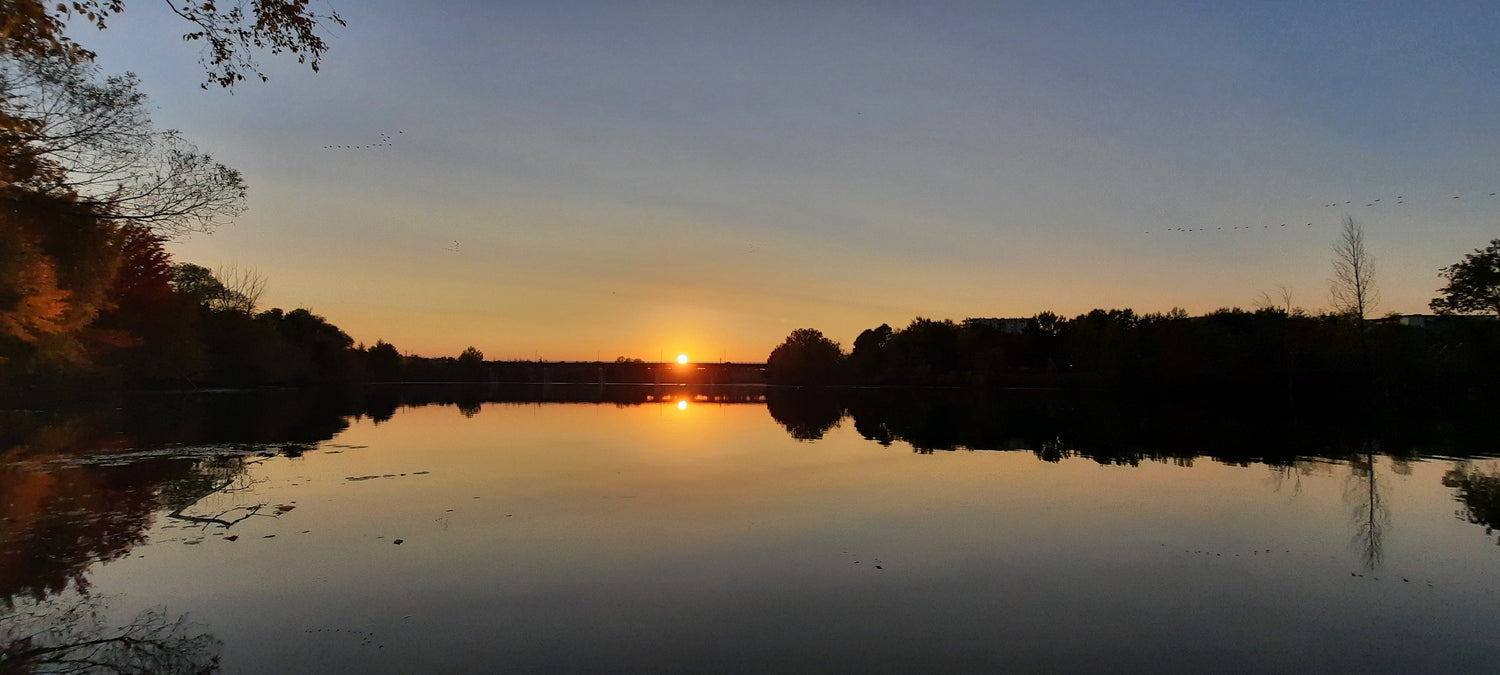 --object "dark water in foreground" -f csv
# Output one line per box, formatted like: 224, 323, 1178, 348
3, 386, 1498, 673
